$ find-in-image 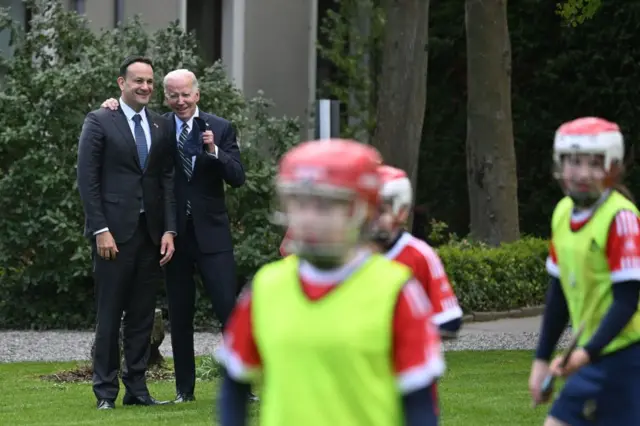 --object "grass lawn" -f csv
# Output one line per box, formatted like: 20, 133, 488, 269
0, 351, 549, 425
